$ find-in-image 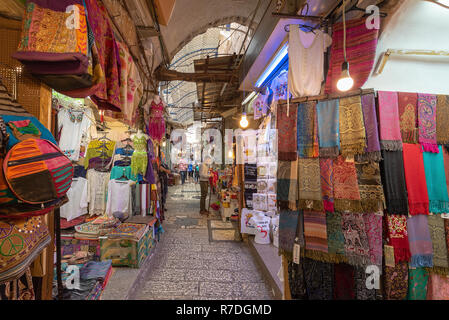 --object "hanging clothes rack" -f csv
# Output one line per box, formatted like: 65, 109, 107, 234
277, 88, 376, 106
